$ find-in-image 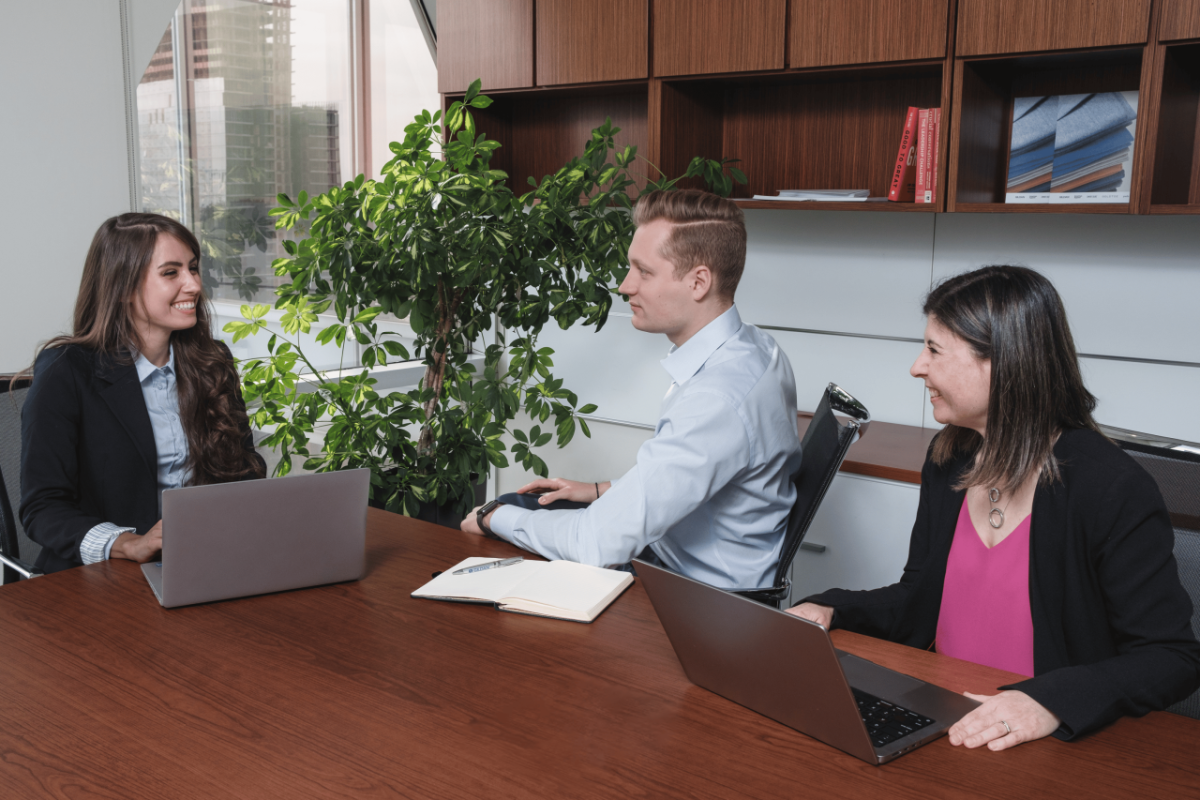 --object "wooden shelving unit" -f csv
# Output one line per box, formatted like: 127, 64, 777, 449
436, 0, 1200, 216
